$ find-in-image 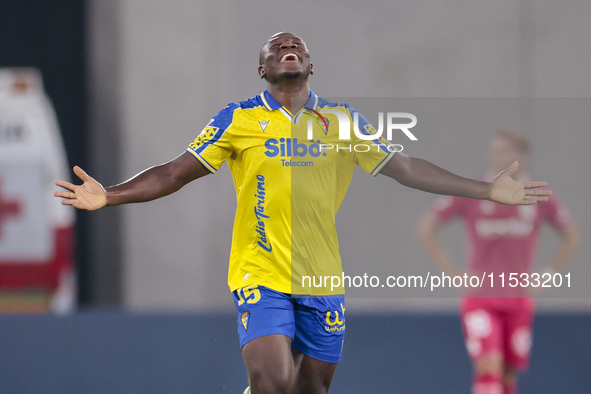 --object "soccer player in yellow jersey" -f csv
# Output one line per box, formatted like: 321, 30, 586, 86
54, 32, 552, 394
